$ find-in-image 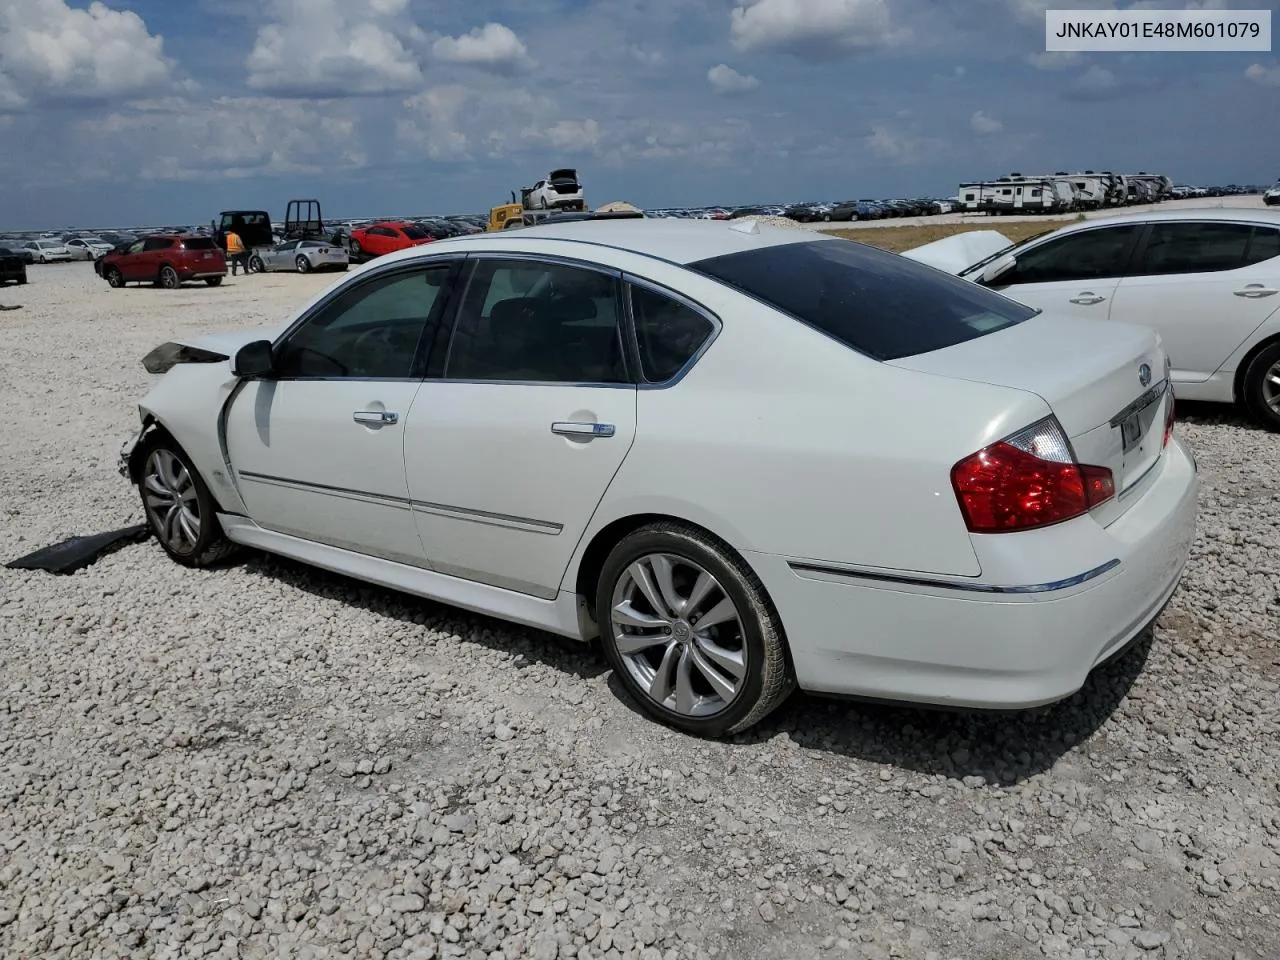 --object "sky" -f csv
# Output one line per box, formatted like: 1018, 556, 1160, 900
0, 0, 1277, 230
